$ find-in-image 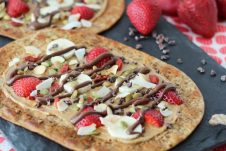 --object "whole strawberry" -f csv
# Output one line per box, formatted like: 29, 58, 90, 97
178, 0, 217, 38
12, 77, 41, 97
127, 0, 161, 35
216, 0, 226, 20
85, 47, 111, 67
158, 0, 179, 16
75, 107, 102, 129
7, 0, 30, 18
71, 6, 94, 20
